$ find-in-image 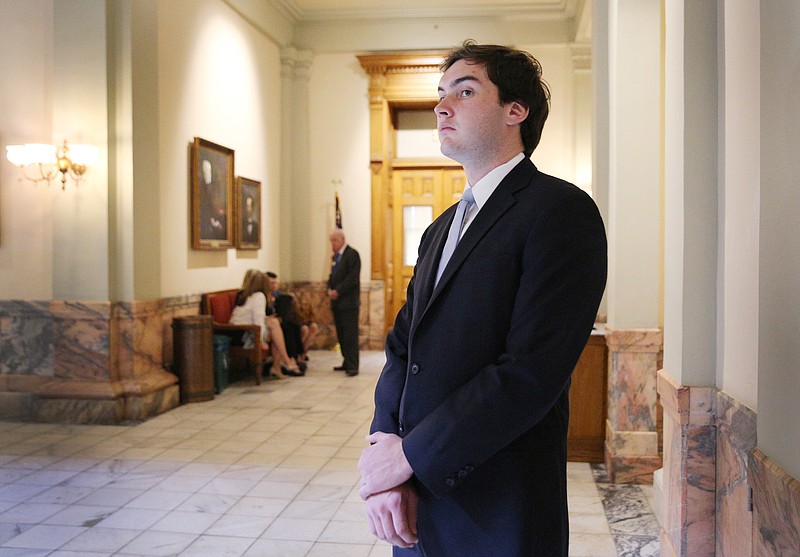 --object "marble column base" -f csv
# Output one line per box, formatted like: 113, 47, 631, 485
604, 449, 663, 484
31, 384, 180, 424
604, 328, 663, 484
749, 448, 800, 556
715, 391, 756, 557
0, 297, 193, 424
657, 369, 716, 557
